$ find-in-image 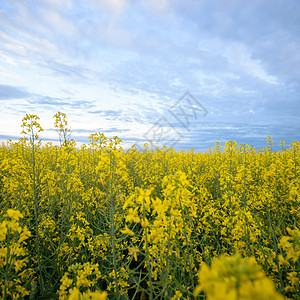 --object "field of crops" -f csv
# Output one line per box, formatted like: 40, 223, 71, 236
0, 114, 299, 299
